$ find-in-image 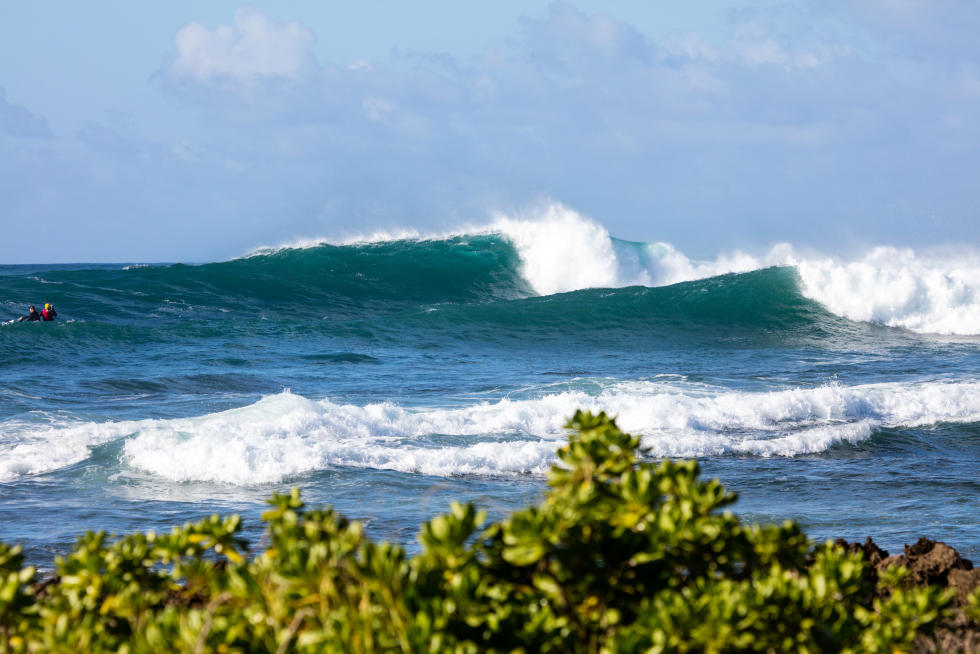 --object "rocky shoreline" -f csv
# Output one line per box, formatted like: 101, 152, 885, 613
834, 537, 980, 653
